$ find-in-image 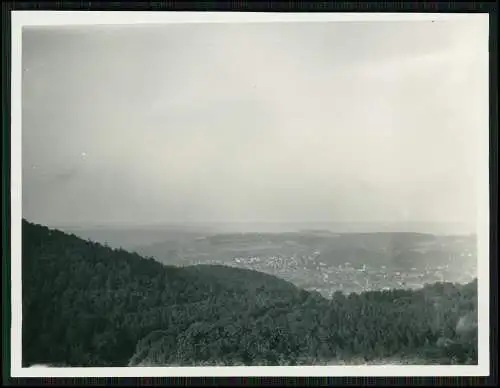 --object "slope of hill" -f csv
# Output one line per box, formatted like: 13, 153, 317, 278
22, 220, 478, 367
